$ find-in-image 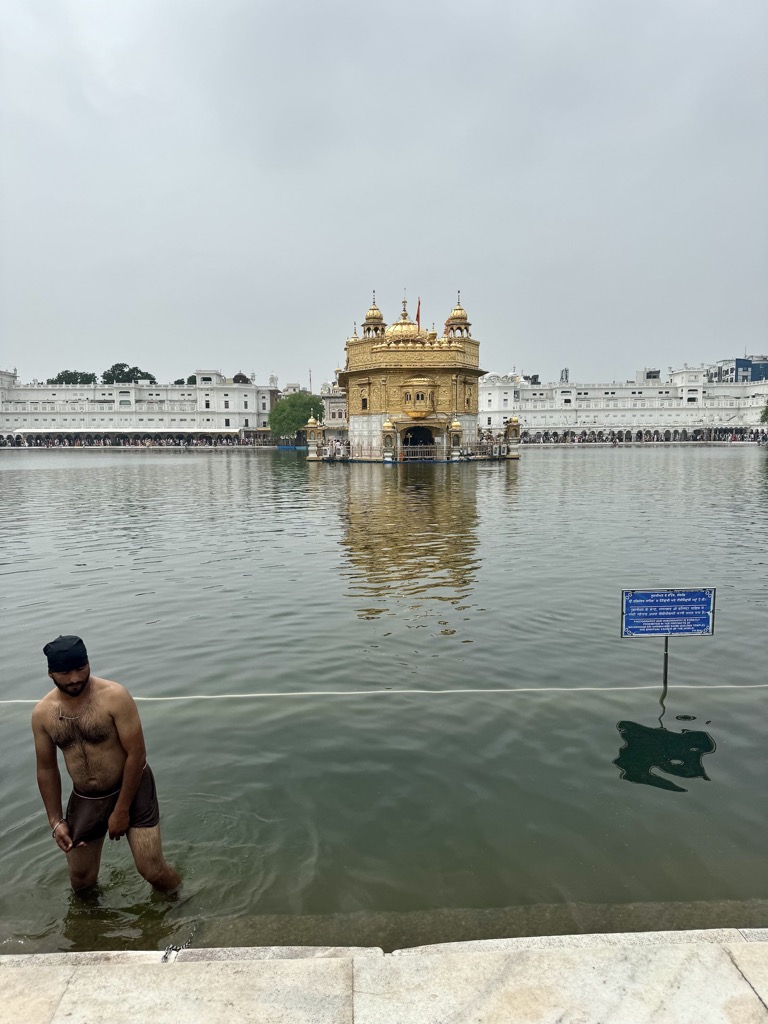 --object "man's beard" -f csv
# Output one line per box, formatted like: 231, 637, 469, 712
54, 675, 90, 698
